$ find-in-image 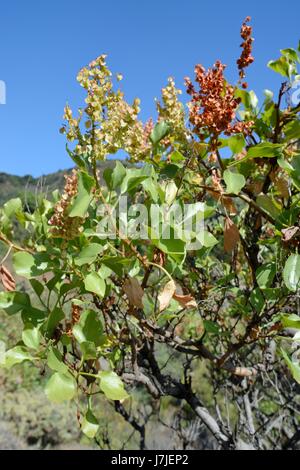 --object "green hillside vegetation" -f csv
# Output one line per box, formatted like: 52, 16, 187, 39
0, 159, 122, 208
